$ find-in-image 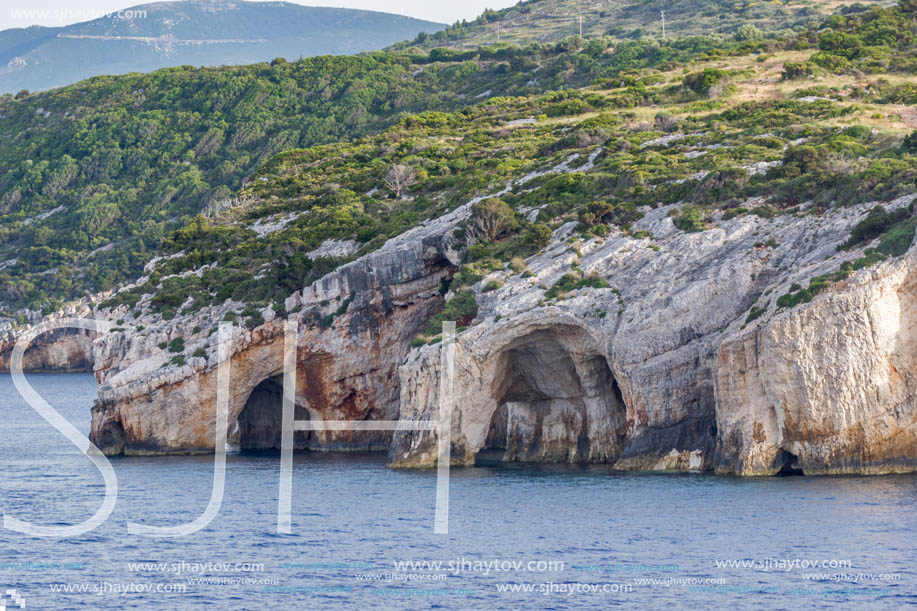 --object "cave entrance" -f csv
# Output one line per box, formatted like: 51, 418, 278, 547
774, 450, 805, 476
236, 376, 311, 451
479, 329, 627, 464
